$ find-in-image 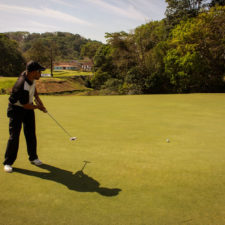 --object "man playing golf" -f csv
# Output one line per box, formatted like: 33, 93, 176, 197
3, 61, 47, 173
